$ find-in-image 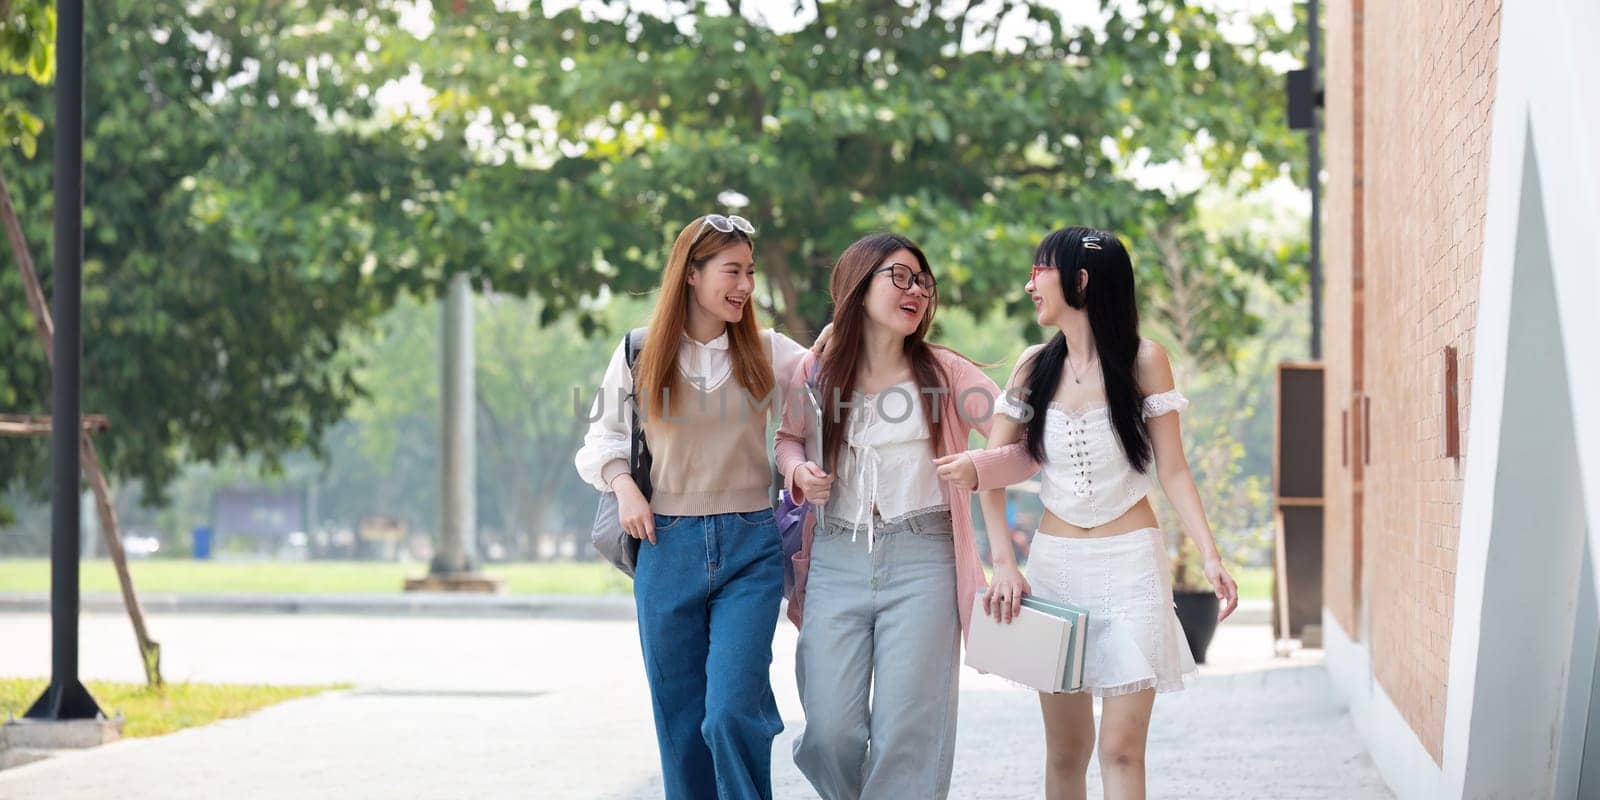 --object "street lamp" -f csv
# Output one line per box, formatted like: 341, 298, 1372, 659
23, 0, 103, 723
1287, 0, 1325, 360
